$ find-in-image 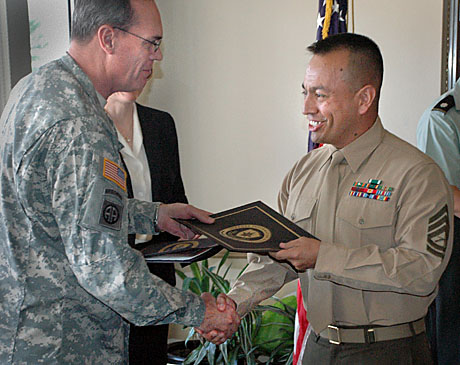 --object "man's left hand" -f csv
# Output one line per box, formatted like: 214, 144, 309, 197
270, 237, 321, 271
